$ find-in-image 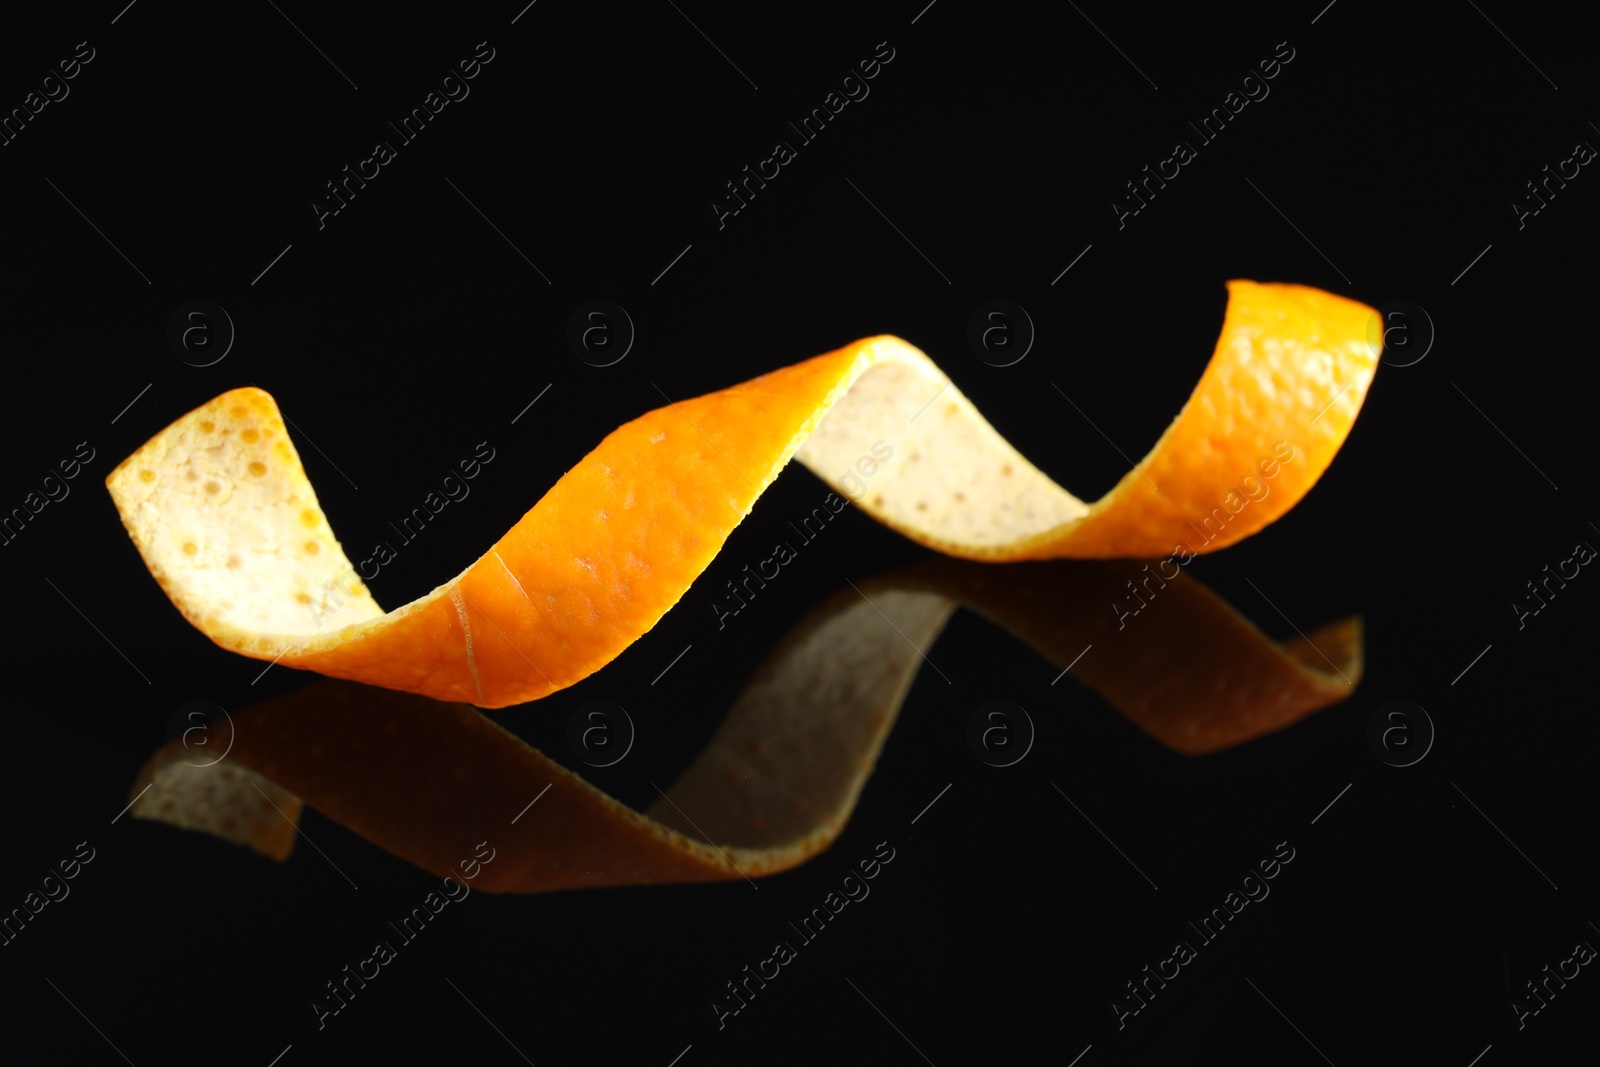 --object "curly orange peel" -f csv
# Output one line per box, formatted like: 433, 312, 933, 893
106, 280, 1377, 707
